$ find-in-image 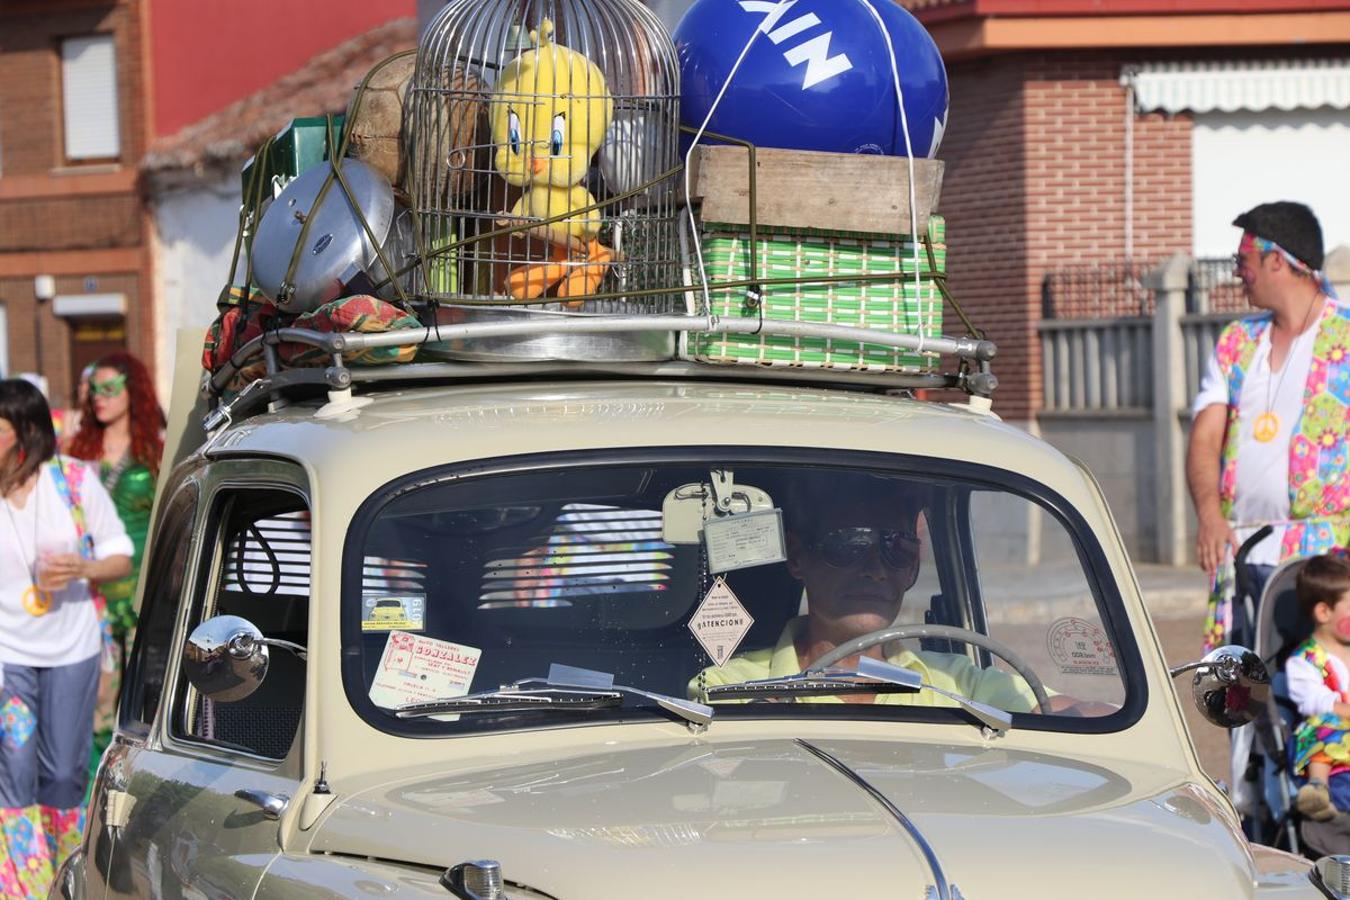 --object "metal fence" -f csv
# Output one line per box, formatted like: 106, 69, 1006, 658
1039, 318, 1154, 413
1188, 256, 1248, 314
1180, 312, 1237, 402
1041, 260, 1155, 319
1042, 256, 1247, 320
1040, 256, 1242, 414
